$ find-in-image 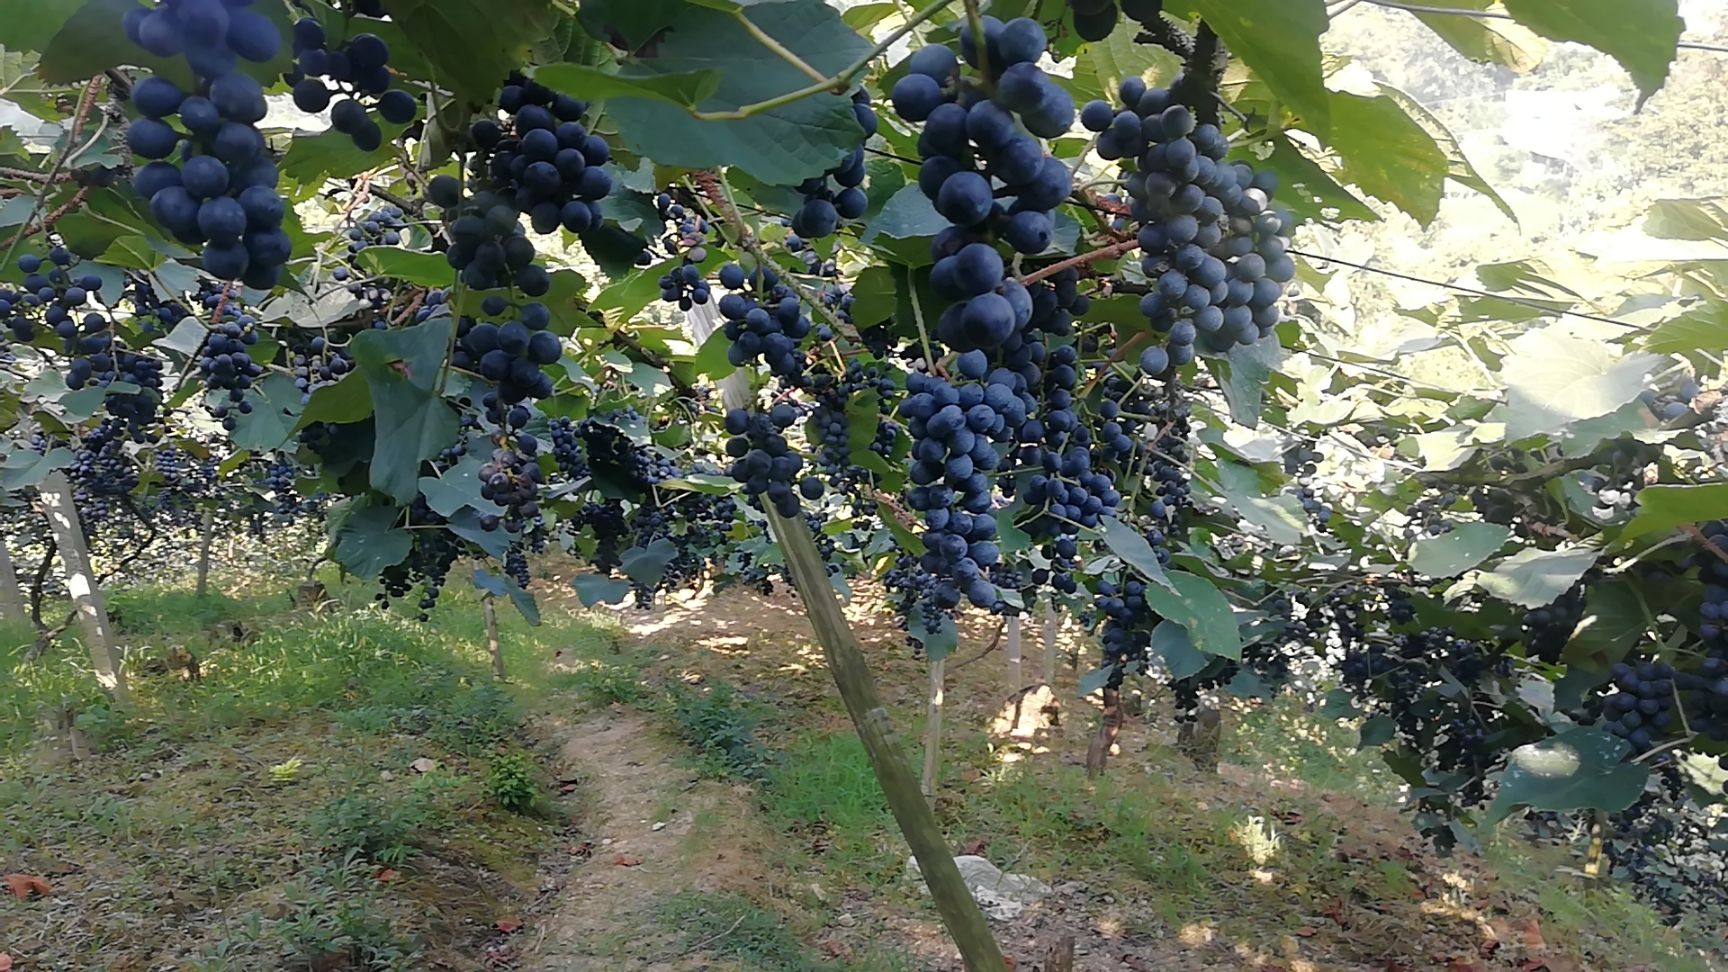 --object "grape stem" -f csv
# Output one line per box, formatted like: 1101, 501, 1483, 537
1020, 240, 1139, 286
688, 0, 958, 121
